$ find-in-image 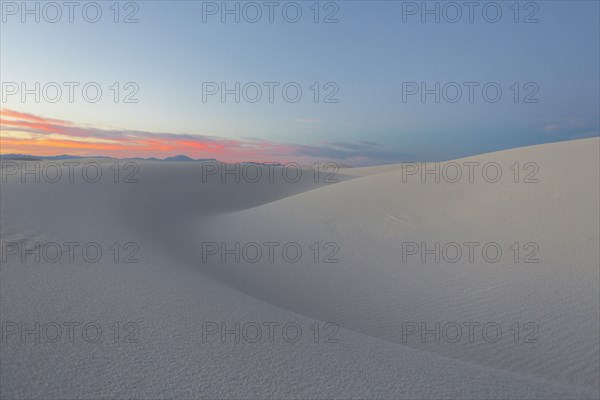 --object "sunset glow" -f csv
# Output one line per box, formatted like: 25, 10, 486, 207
0, 108, 394, 164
